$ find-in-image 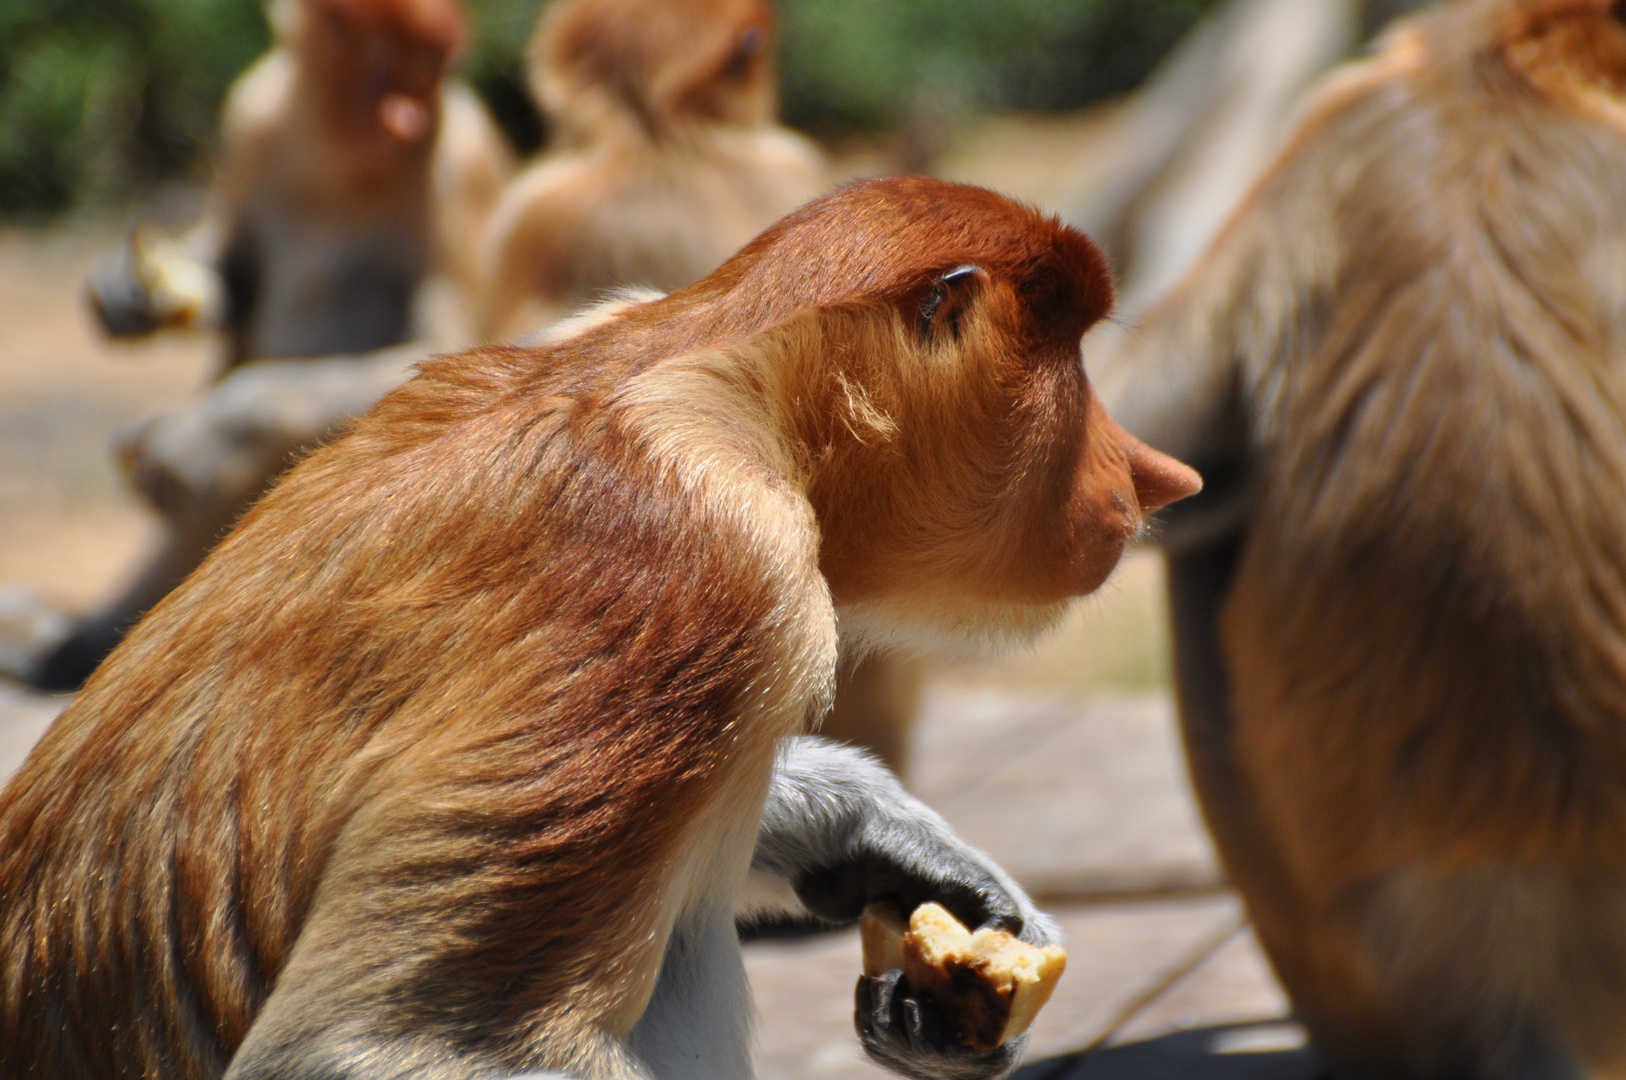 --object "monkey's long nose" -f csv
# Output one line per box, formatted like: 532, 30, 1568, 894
1097, 410, 1202, 513
1126, 435, 1202, 513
